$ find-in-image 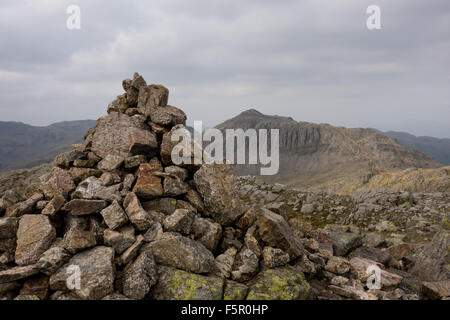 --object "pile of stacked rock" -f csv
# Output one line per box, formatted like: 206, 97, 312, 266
0, 73, 310, 300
